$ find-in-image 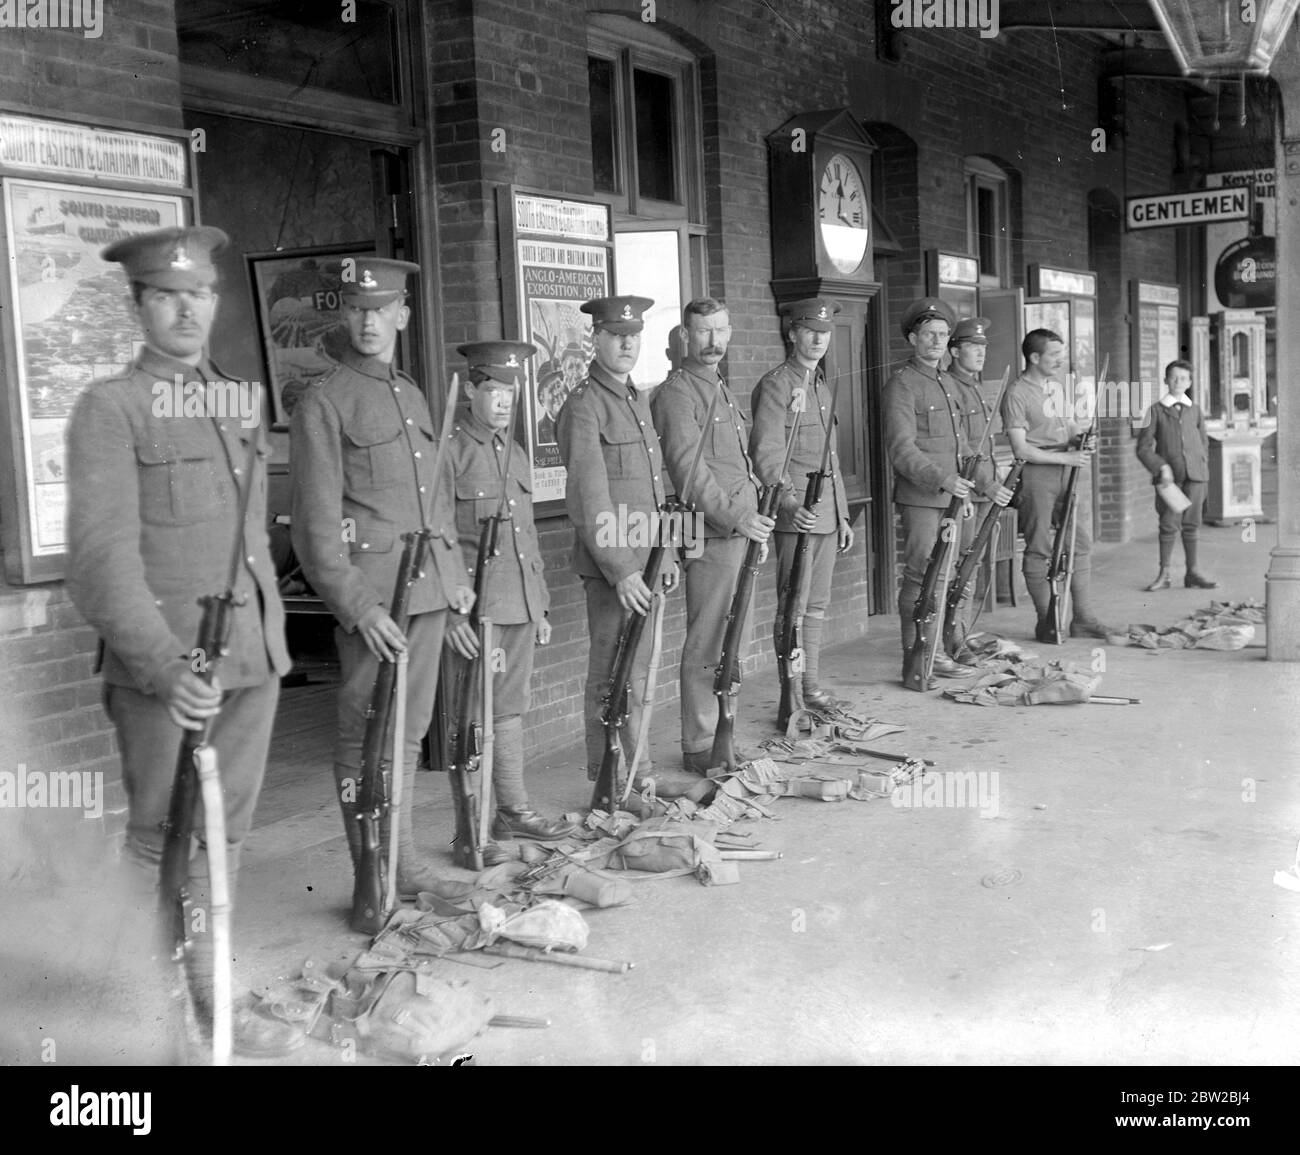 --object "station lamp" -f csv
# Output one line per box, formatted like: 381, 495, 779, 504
1146, 0, 1300, 74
